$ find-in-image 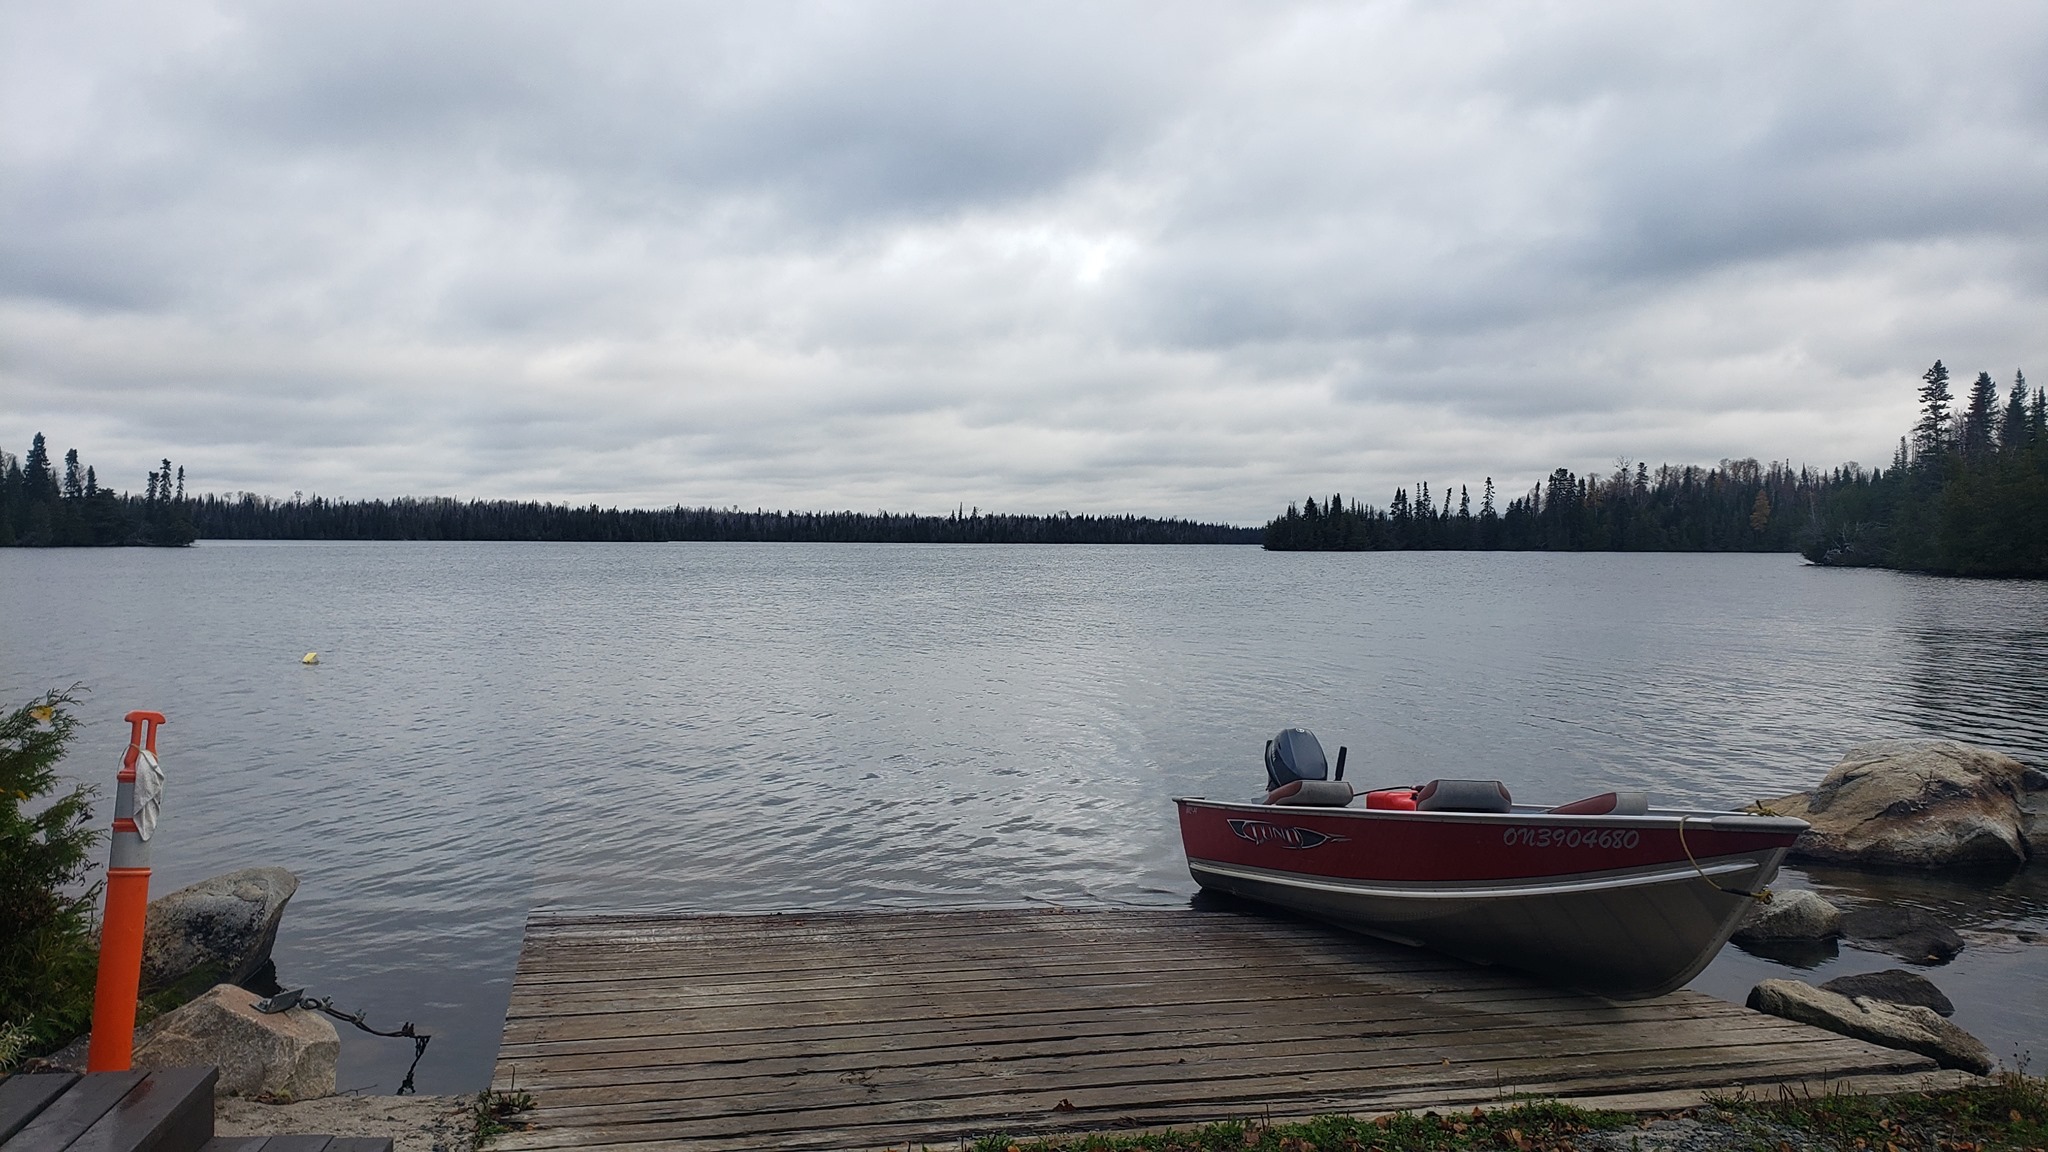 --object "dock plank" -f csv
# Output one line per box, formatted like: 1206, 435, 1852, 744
492, 908, 1939, 1151
0, 1075, 78, 1145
